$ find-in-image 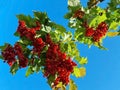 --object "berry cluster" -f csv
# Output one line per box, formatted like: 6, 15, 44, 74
14, 43, 28, 68
2, 44, 16, 66
1, 20, 77, 87
17, 20, 40, 41
18, 21, 45, 56
84, 22, 108, 42
2, 20, 42, 67
93, 22, 108, 42
2, 43, 28, 67
33, 38, 45, 56
44, 34, 77, 86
